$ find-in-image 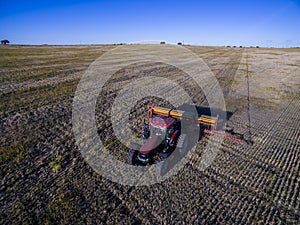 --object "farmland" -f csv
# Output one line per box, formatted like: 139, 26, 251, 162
0, 44, 299, 224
